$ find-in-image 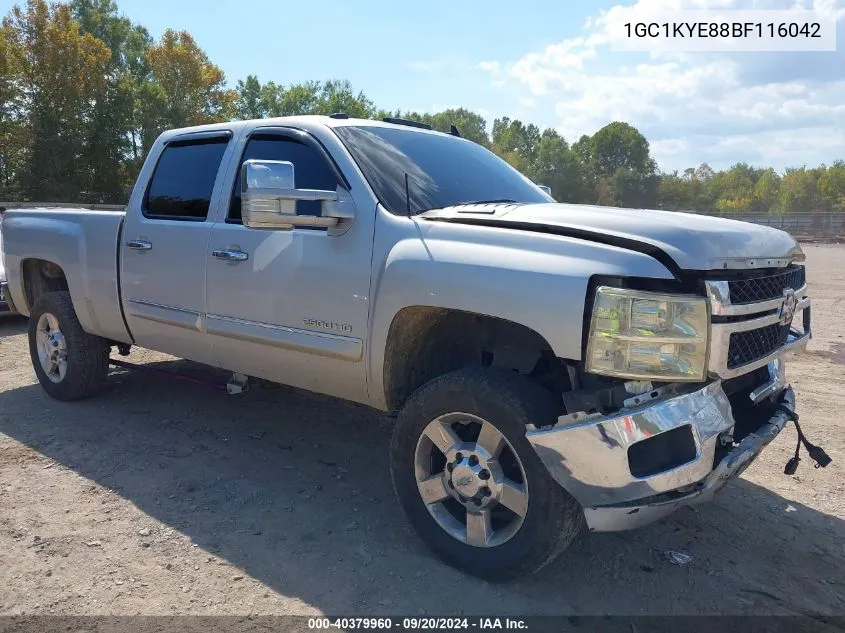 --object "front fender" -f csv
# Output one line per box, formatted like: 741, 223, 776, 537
367, 214, 675, 410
